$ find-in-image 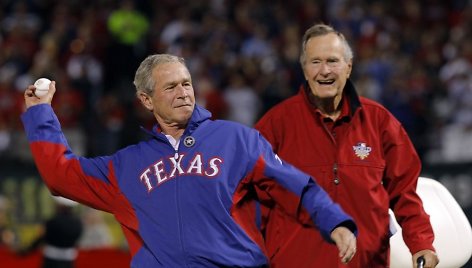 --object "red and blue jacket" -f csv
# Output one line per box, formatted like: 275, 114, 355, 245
22, 104, 356, 267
